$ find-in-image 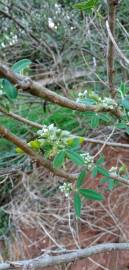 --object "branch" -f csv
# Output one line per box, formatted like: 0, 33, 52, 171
109, 173, 129, 186
0, 64, 122, 117
1, 243, 129, 269
107, 0, 119, 97
0, 107, 43, 129
84, 137, 129, 150
1, 107, 129, 155
0, 125, 76, 181
0, 125, 129, 186
1, 107, 129, 151
1, 108, 129, 149
106, 20, 129, 66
